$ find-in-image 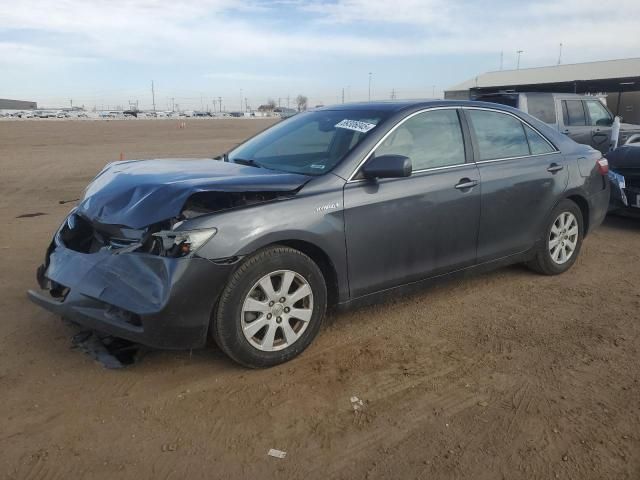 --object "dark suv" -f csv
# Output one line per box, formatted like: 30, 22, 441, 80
29, 100, 610, 367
